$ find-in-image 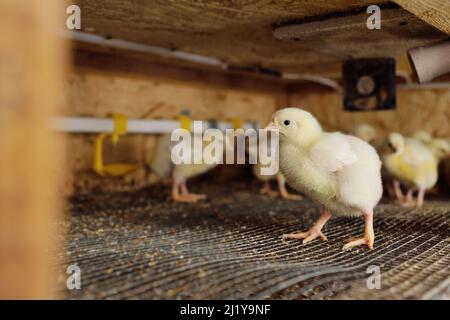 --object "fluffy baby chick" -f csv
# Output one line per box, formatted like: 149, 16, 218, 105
406, 136, 450, 198
151, 133, 222, 203
351, 123, 377, 144
382, 133, 438, 207
351, 123, 386, 153
266, 108, 382, 250
380, 133, 408, 202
